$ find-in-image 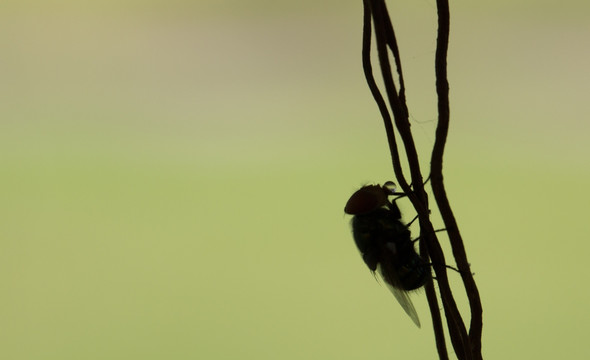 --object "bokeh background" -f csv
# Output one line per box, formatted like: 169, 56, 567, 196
2, 1, 590, 359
